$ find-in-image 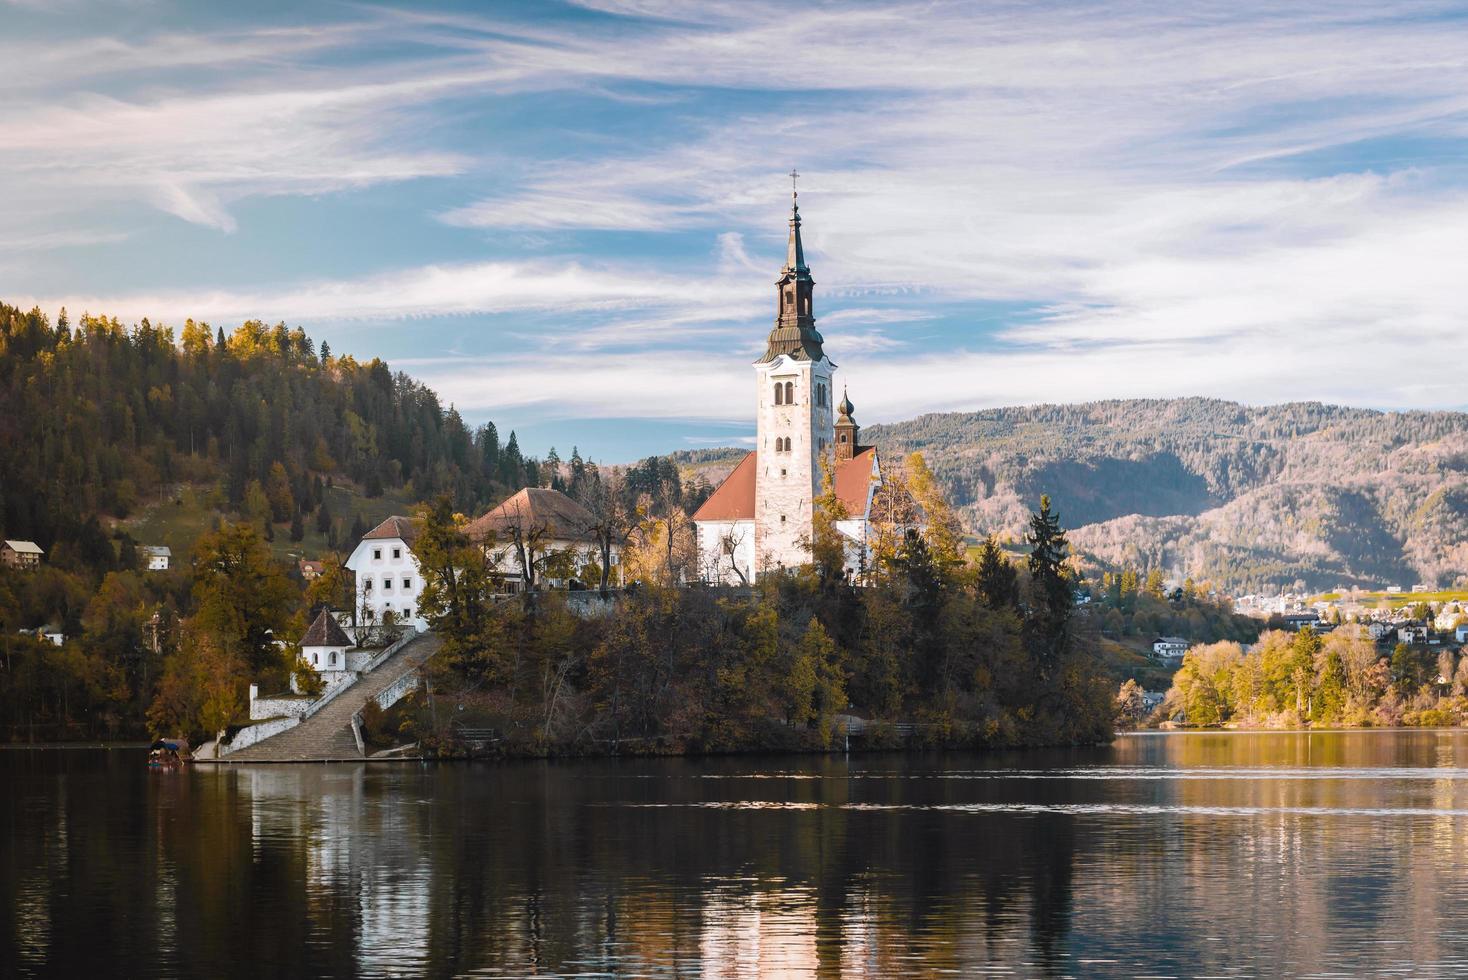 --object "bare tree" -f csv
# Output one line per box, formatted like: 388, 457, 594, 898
574, 465, 640, 596
716, 524, 751, 586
